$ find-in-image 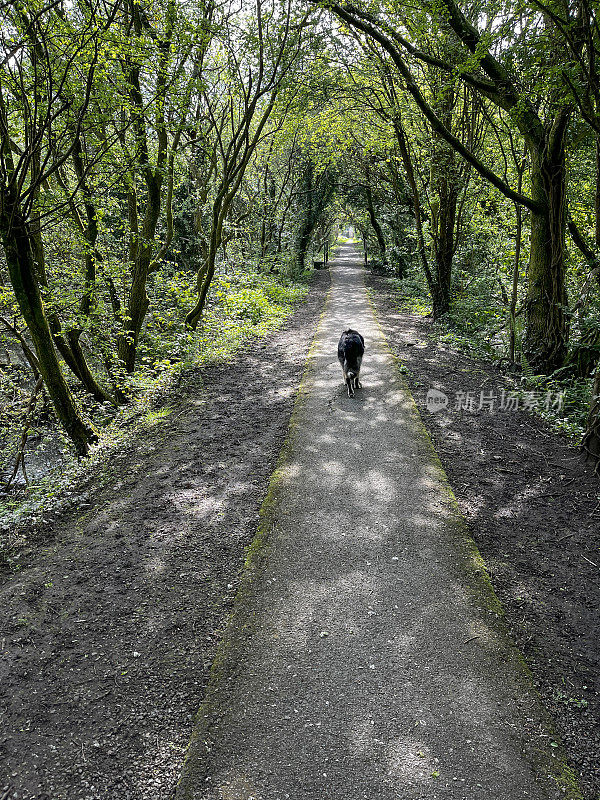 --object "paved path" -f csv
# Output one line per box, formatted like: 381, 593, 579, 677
177, 244, 574, 800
